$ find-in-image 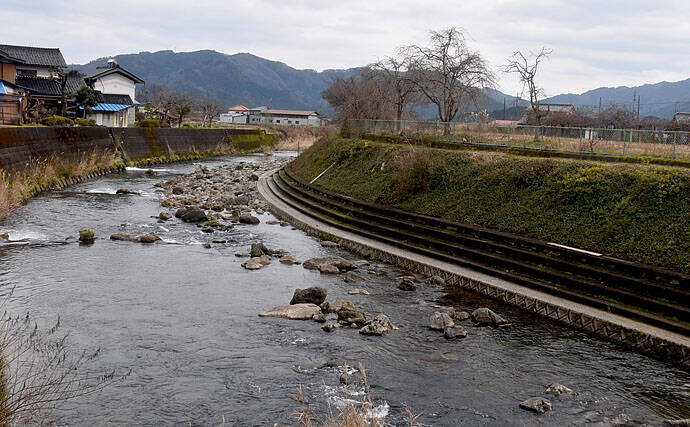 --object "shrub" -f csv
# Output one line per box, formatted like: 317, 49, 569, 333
135, 119, 161, 128
181, 123, 195, 128
40, 115, 73, 127
74, 118, 96, 127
